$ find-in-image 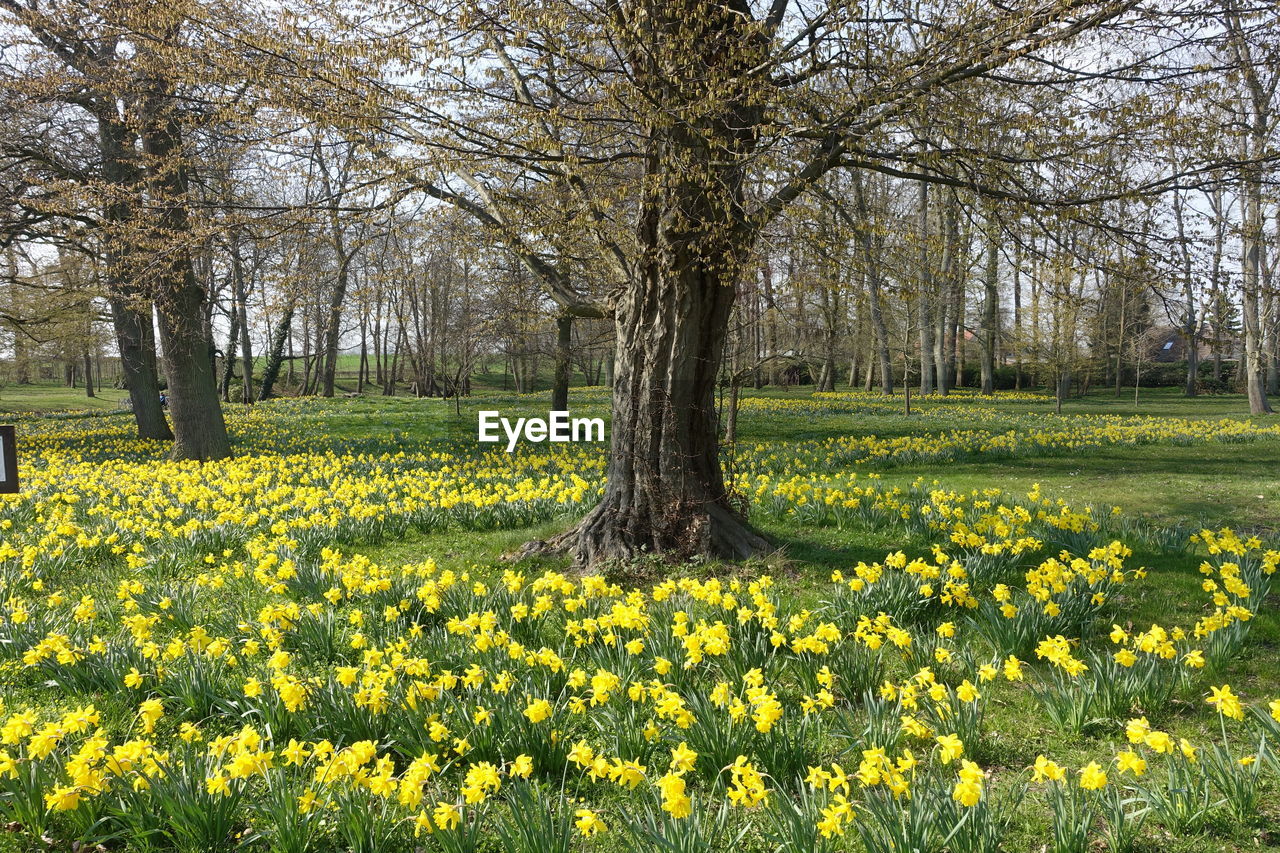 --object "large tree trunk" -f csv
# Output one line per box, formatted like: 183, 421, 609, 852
108, 297, 172, 440
566, 251, 768, 564
543, 2, 771, 564
98, 118, 172, 441
141, 101, 232, 461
